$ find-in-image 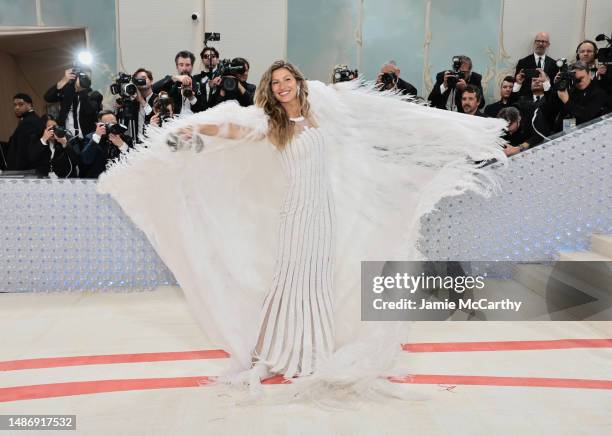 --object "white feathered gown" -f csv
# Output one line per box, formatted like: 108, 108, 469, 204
98, 80, 507, 389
